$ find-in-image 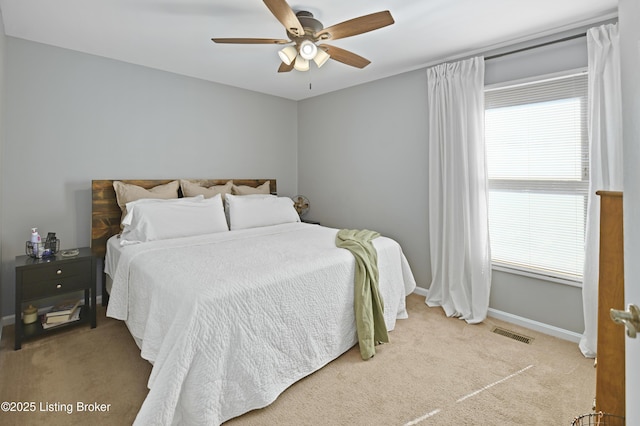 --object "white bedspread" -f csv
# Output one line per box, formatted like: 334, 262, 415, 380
106, 222, 416, 425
